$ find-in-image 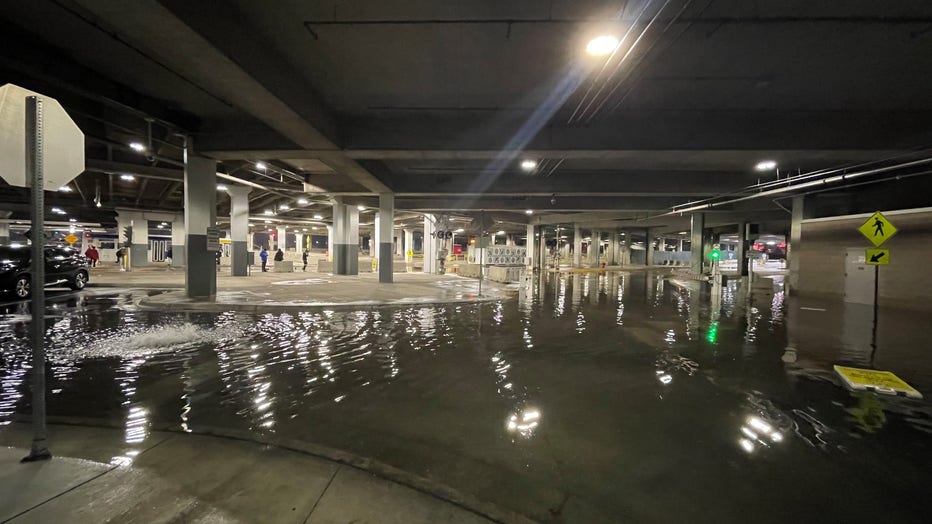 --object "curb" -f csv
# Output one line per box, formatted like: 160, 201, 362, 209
6, 417, 538, 524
